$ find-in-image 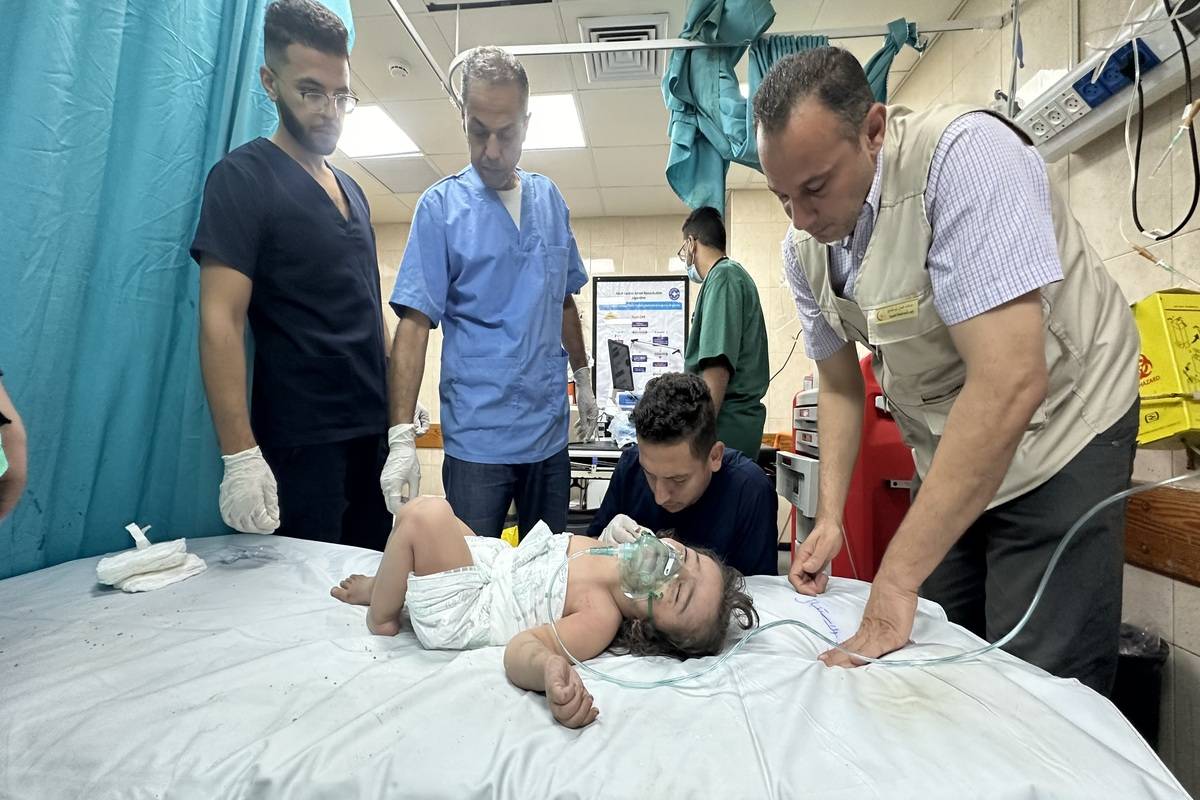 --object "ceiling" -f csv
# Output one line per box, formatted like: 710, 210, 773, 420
335, 0, 968, 223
